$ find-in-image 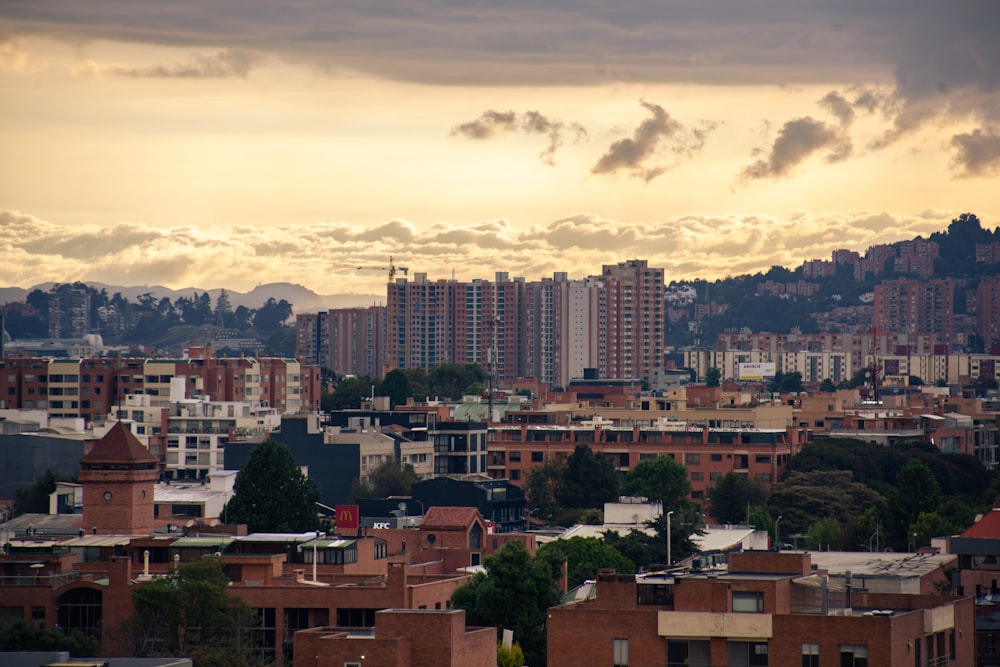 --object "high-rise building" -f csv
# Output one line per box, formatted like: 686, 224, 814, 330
874, 278, 955, 343
601, 259, 665, 382
48, 285, 91, 338
978, 277, 1000, 348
